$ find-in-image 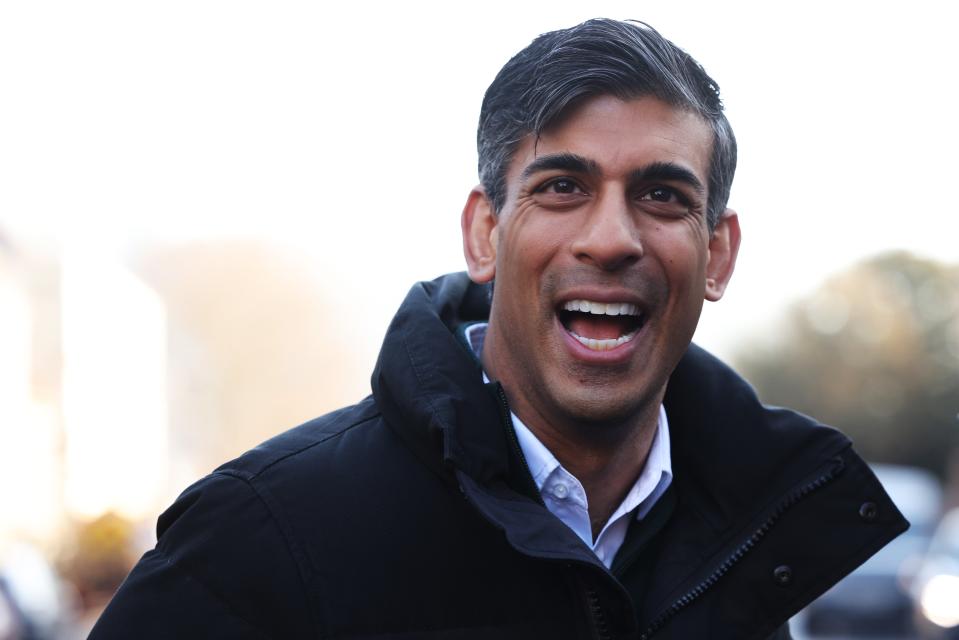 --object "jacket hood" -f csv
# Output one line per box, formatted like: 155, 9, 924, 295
372, 272, 853, 523
371, 273, 507, 484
